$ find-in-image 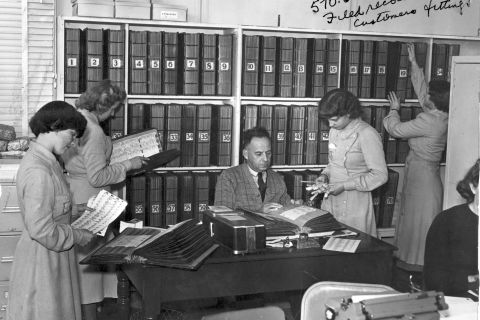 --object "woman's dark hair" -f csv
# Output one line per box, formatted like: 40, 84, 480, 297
243, 126, 271, 150
29, 101, 87, 138
456, 158, 480, 203
318, 88, 362, 119
75, 79, 126, 114
428, 80, 450, 113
